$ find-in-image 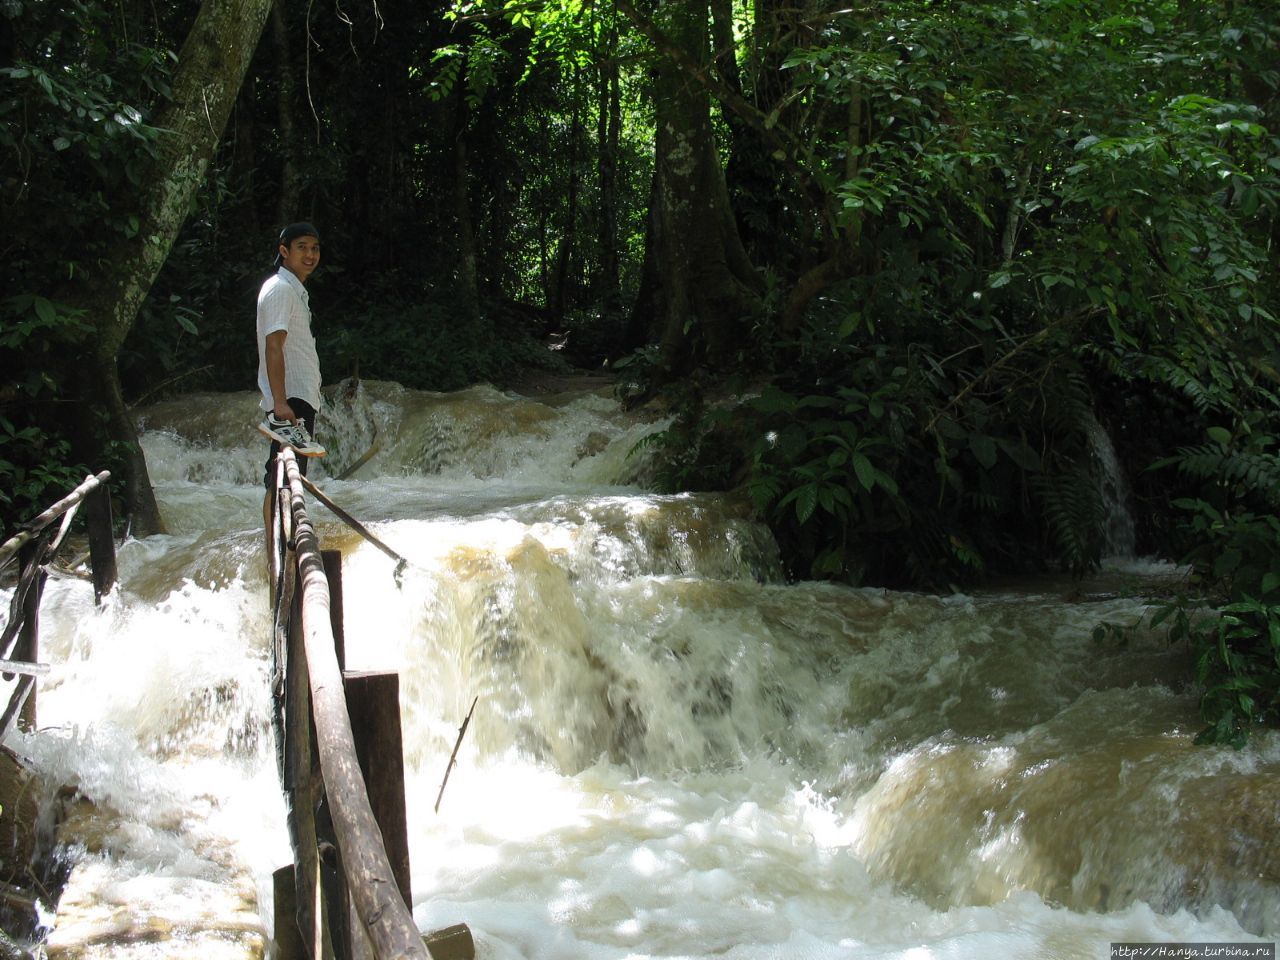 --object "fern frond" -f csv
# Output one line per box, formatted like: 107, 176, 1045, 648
1031, 463, 1104, 576
1172, 444, 1280, 506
